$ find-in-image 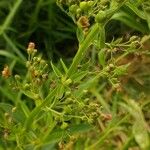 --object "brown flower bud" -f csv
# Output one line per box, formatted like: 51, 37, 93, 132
27, 42, 35, 54
2, 65, 11, 78
28, 42, 35, 50
77, 16, 90, 28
